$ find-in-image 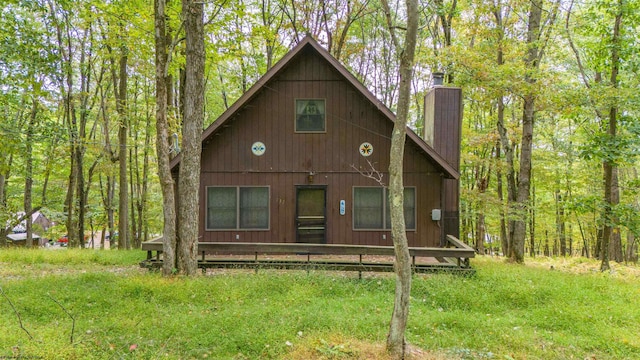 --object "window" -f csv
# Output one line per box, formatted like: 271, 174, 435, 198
295, 99, 325, 132
207, 187, 269, 230
353, 187, 416, 230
